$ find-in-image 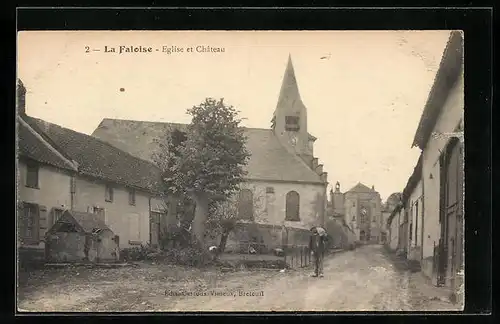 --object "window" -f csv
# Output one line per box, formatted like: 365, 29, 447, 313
20, 203, 39, 243
26, 161, 39, 188
266, 187, 275, 194
237, 189, 254, 220
360, 207, 367, 224
409, 223, 413, 241
105, 185, 114, 202
128, 188, 136, 206
285, 191, 300, 221
285, 116, 300, 131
